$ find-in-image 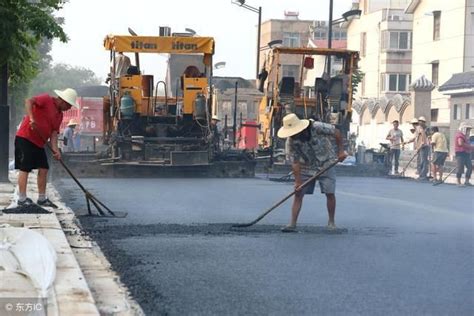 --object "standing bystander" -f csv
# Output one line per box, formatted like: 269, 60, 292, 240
386, 120, 404, 175
14, 88, 79, 207
454, 122, 473, 186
